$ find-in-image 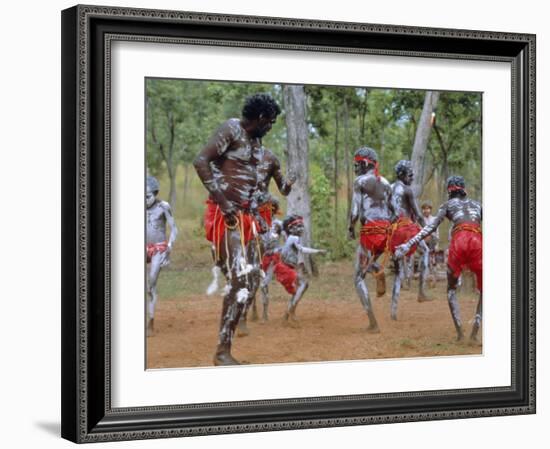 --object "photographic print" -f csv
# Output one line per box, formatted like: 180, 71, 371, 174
62, 6, 535, 442
145, 79, 483, 369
